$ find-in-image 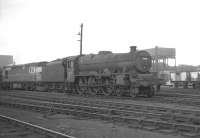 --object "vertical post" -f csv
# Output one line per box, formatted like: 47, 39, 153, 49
175, 56, 177, 72
155, 46, 158, 73
63, 59, 67, 93
174, 48, 177, 72
152, 59, 155, 72
34, 66, 37, 91
80, 23, 83, 55
163, 58, 164, 70
167, 58, 168, 68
